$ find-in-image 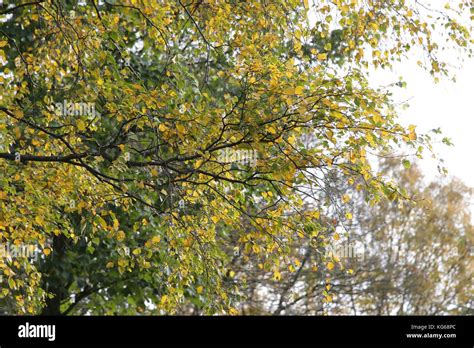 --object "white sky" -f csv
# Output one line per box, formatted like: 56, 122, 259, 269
369, 58, 474, 192
306, 1, 473, 199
